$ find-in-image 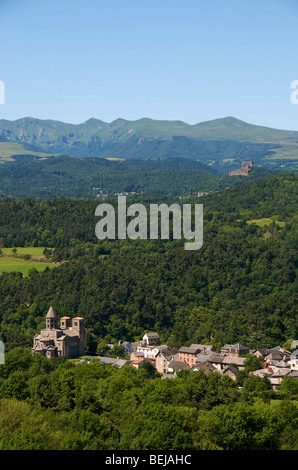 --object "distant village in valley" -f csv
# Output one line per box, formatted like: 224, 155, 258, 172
92, 161, 254, 200
95, 333, 298, 390
33, 308, 298, 391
